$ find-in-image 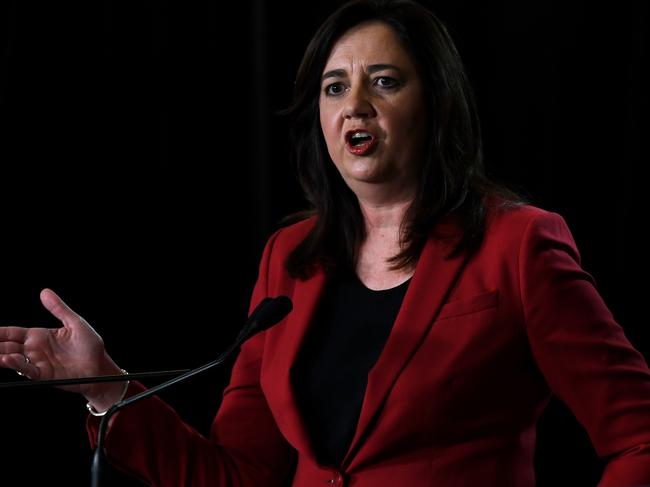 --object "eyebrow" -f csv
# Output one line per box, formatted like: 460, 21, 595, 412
321, 64, 401, 82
